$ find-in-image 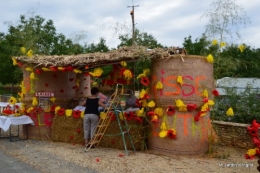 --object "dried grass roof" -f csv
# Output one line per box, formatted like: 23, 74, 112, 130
14, 46, 187, 68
